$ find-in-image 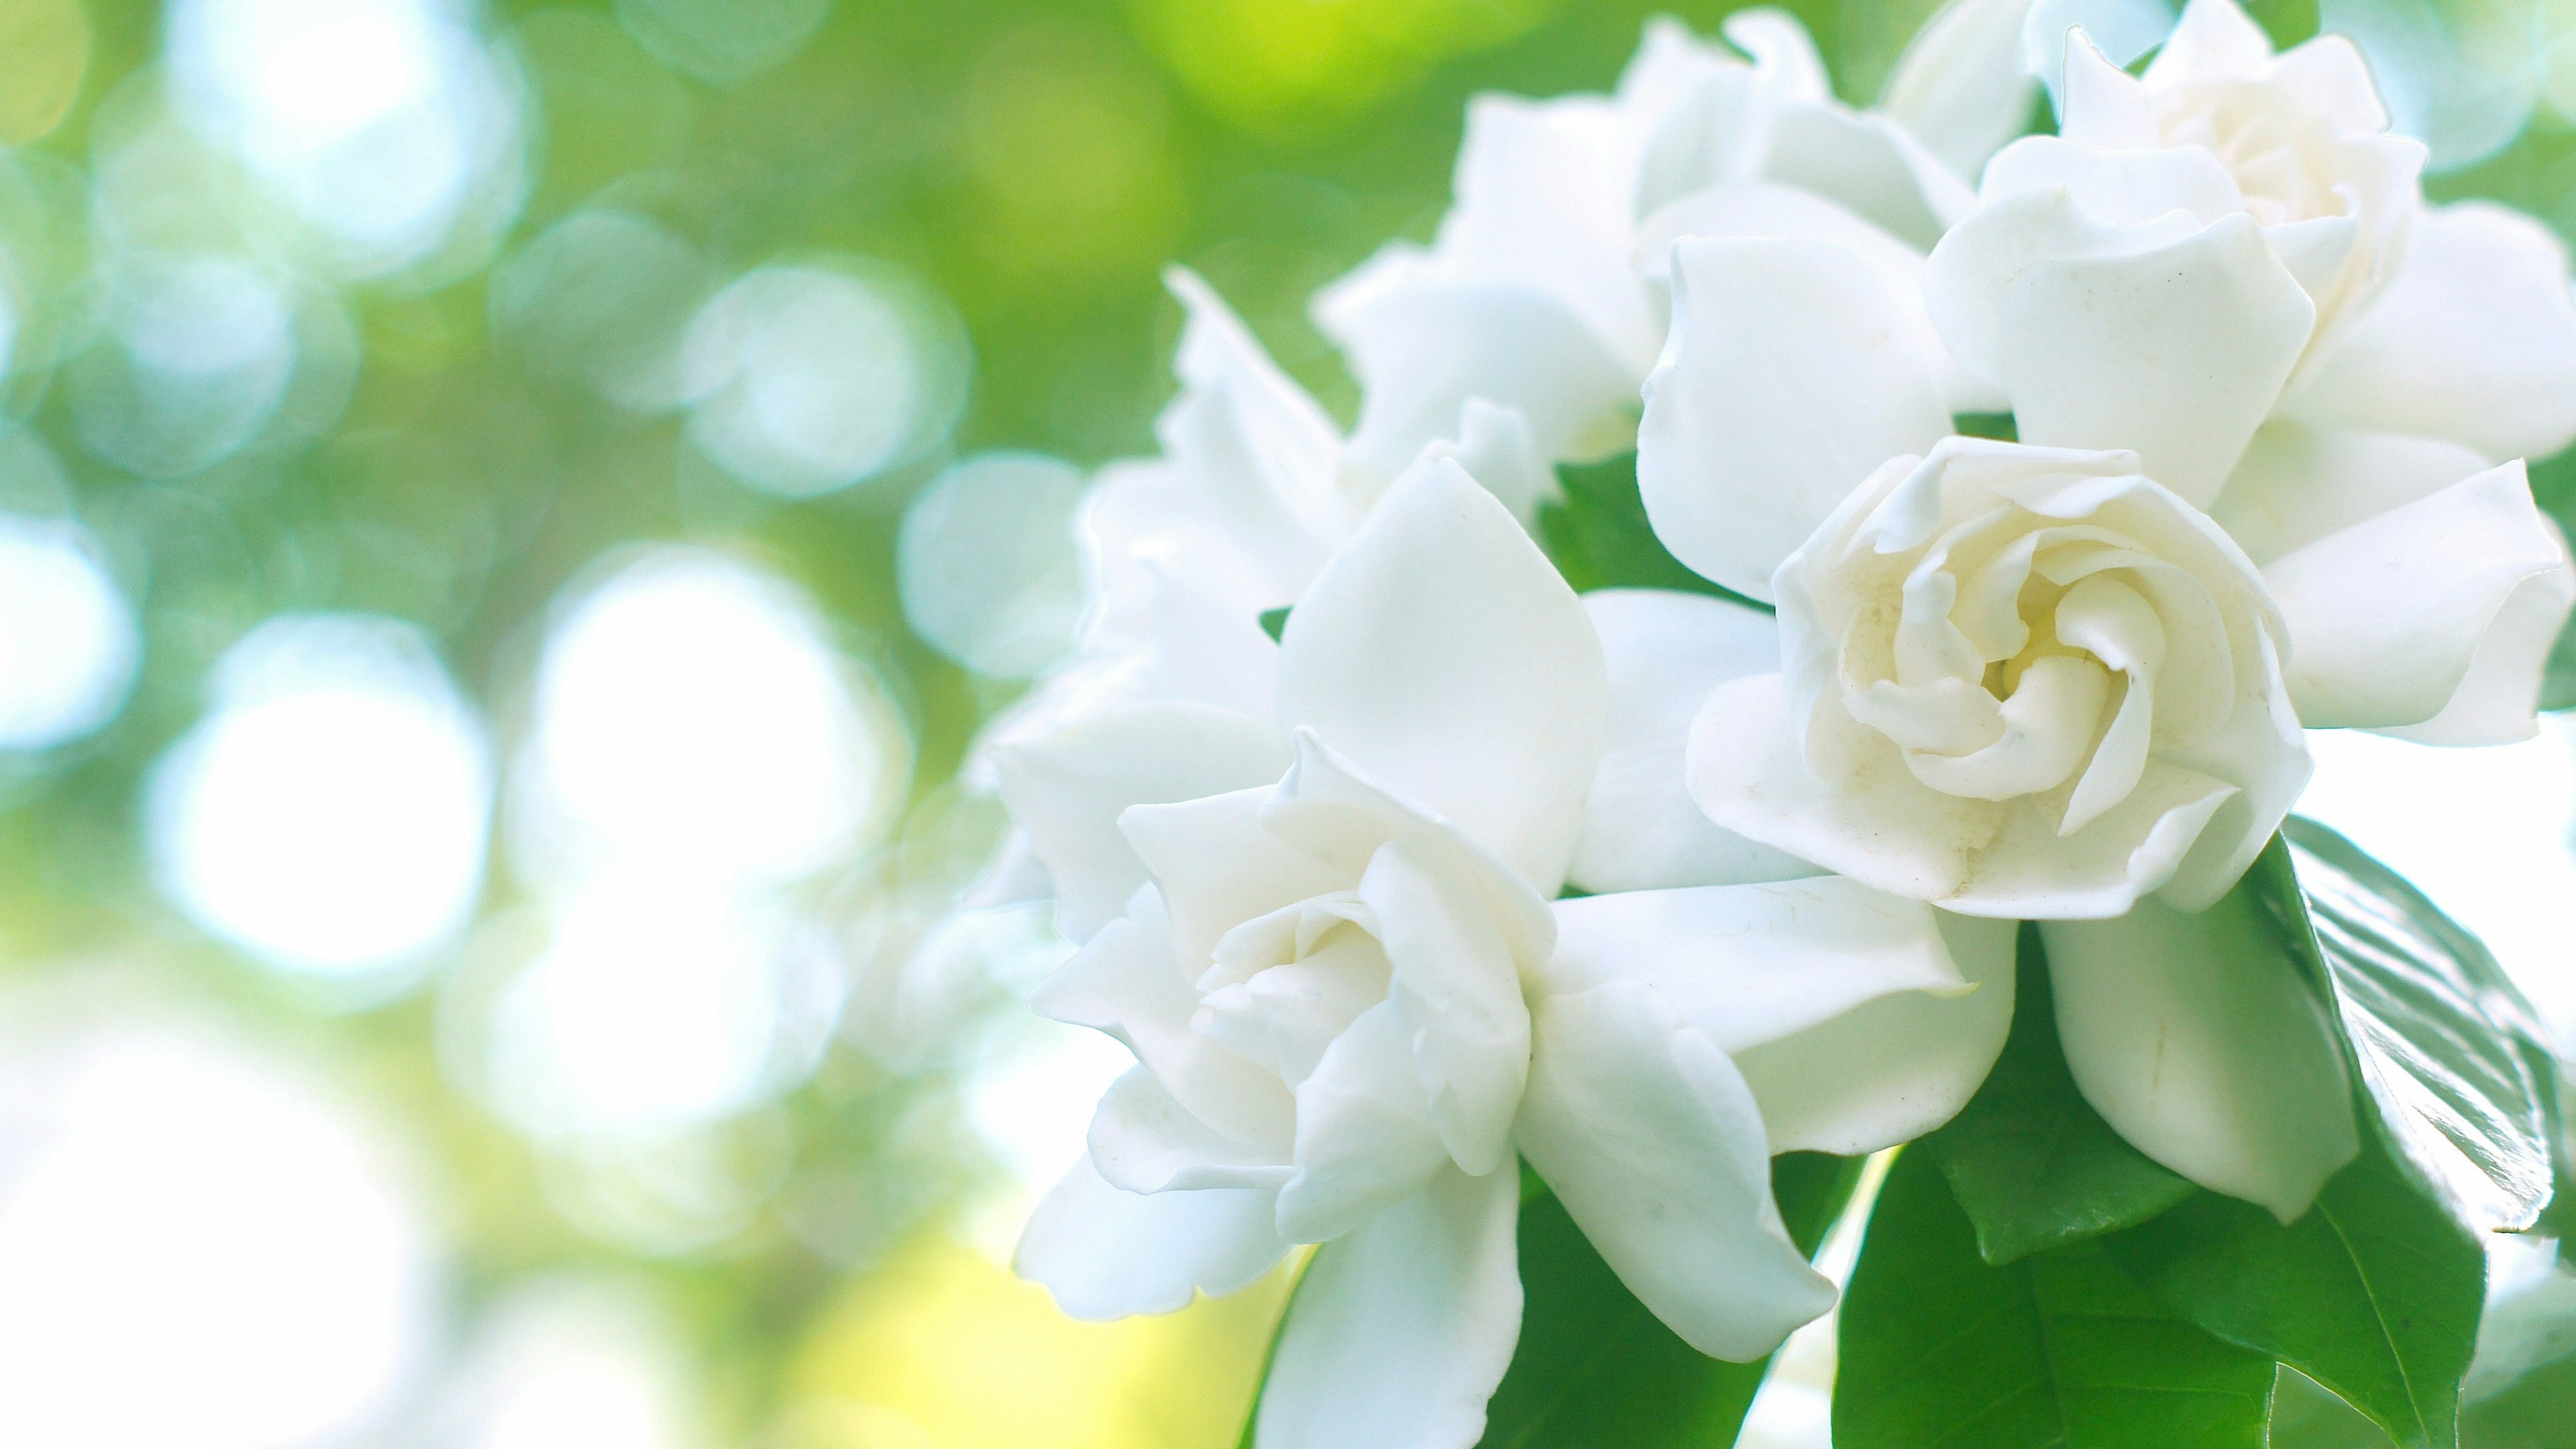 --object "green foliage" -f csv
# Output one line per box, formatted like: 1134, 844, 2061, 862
1536, 453, 1765, 606
1923, 924, 2196, 1265
1470, 1152, 1856, 1449
2261, 821, 2559, 1234
1951, 411, 2019, 441
2243, 0, 2323, 48
1835, 1150, 2277, 1449
1258, 606, 1291, 643
2111, 1140, 2486, 1449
